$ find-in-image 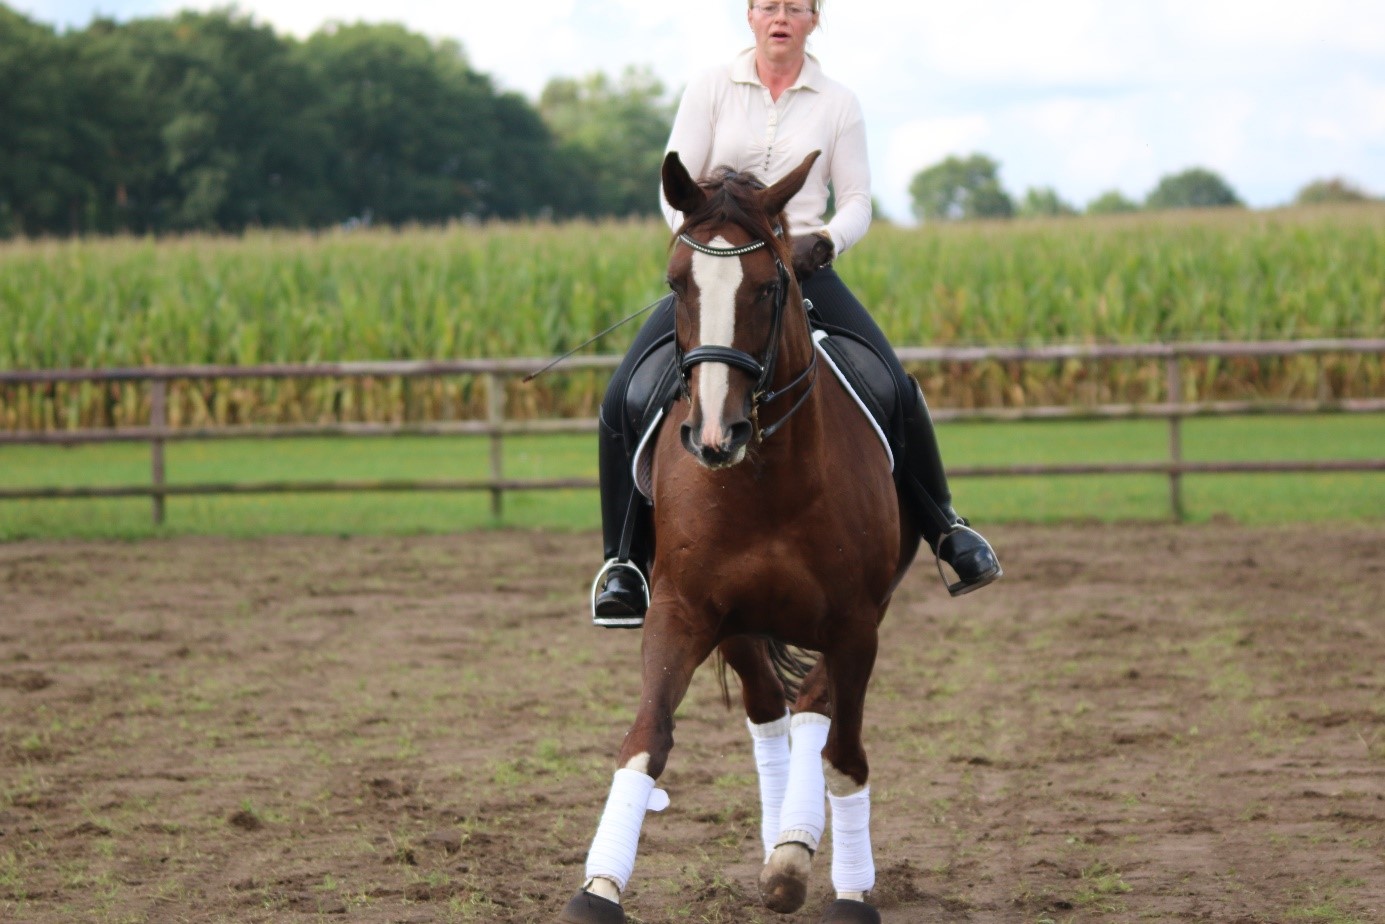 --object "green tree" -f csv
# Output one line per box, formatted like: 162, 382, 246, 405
908, 153, 1014, 222
300, 23, 560, 223
487, 90, 569, 218
1294, 177, 1372, 206
54, 10, 334, 233
538, 67, 674, 217
0, 7, 91, 236
0, 6, 629, 233
1085, 189, 1139, 215
1019, 186, 1077, 218
1144, 167, 1242, 210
